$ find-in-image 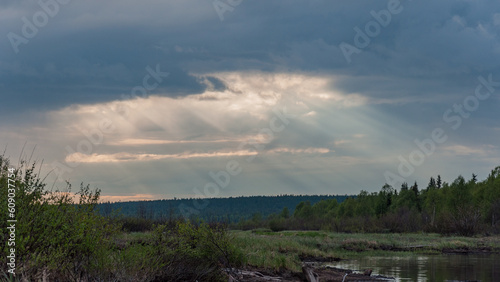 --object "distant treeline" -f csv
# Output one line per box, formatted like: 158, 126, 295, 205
98, 166, 500, 236
246, 167, 500, 236
98, 194, 349, 223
